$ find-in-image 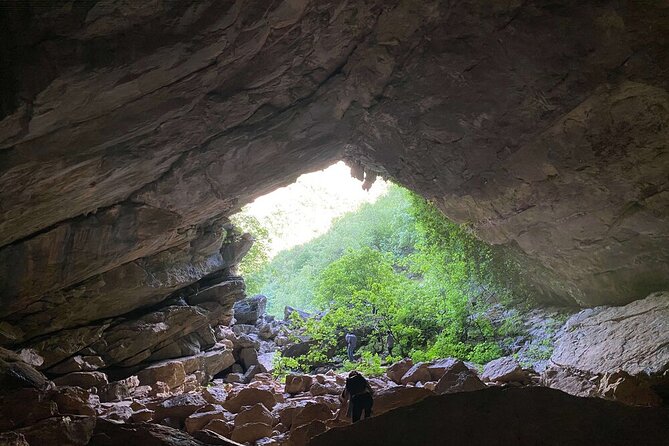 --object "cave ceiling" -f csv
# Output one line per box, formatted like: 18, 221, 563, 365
0, 0, 668, 346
